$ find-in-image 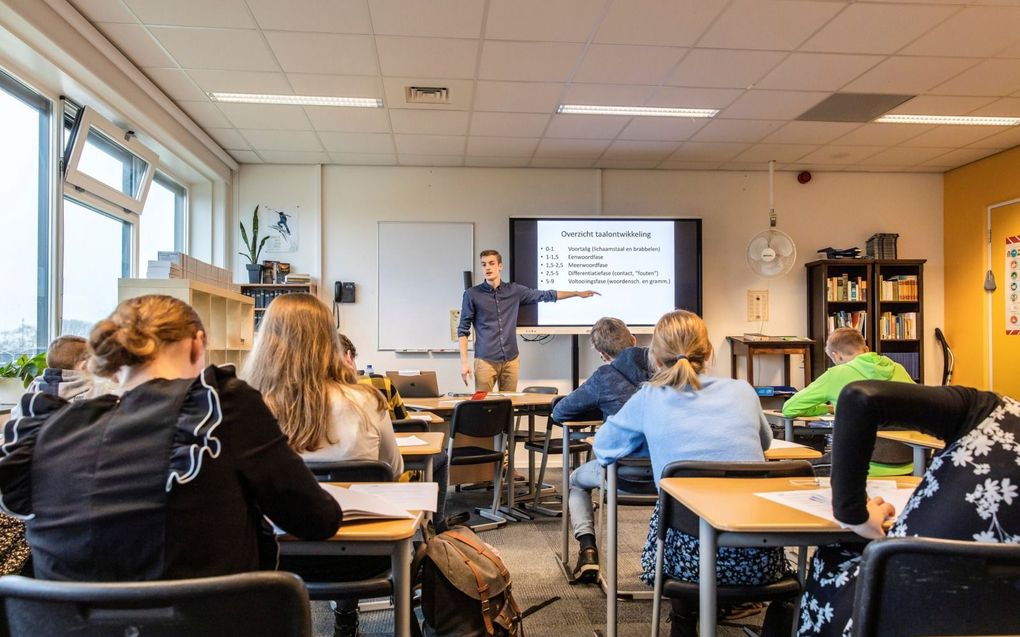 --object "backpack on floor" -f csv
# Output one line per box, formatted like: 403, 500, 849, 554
413, 526, 524, 637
